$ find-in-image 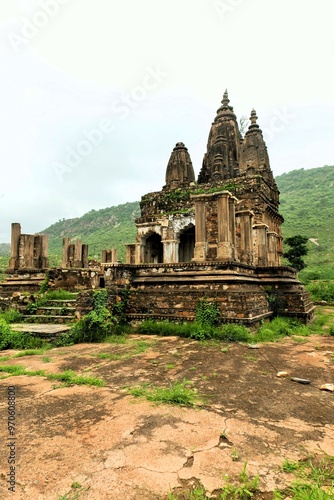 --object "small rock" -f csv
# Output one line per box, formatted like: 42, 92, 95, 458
248, 344, 260, 349
277, 371, 288, 378
320, 384, 334, 392
291, 377, 311, 385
